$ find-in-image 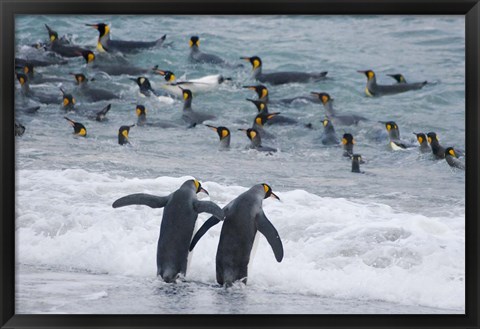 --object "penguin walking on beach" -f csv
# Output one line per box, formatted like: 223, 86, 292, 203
113, 179, 225, 282
87, 23, 167, 53
358, 70, 427, 97
240, 56, 328, 85
189, 183, 283, 287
